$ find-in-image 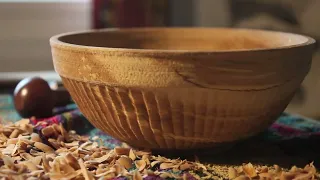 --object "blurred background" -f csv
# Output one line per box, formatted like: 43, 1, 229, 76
0, 0, 319, 118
